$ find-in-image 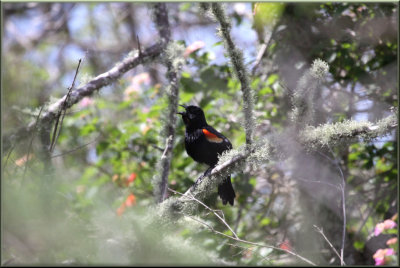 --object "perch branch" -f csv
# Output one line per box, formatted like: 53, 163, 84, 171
182, 151, 249, 197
